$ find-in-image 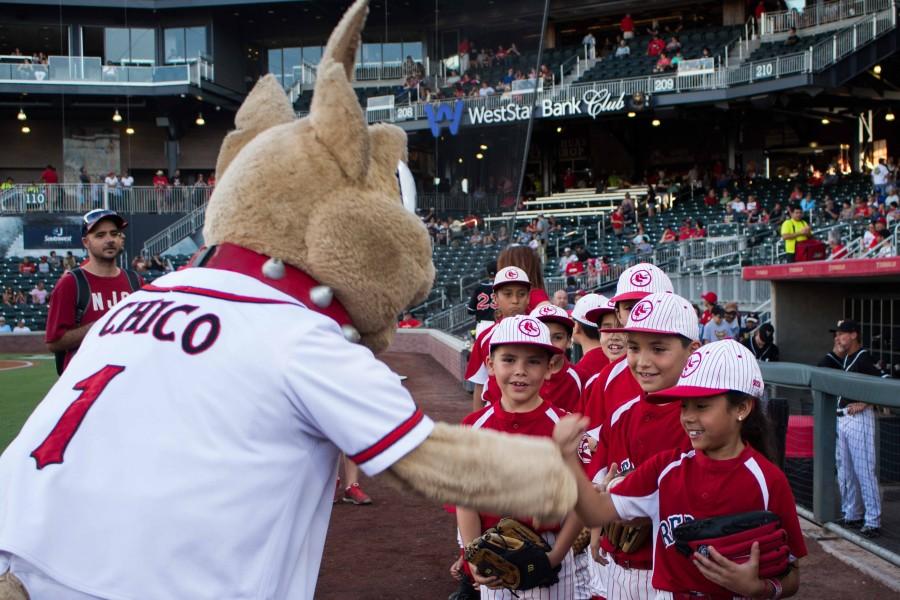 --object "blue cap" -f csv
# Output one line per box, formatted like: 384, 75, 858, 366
82, 209, 127, 236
